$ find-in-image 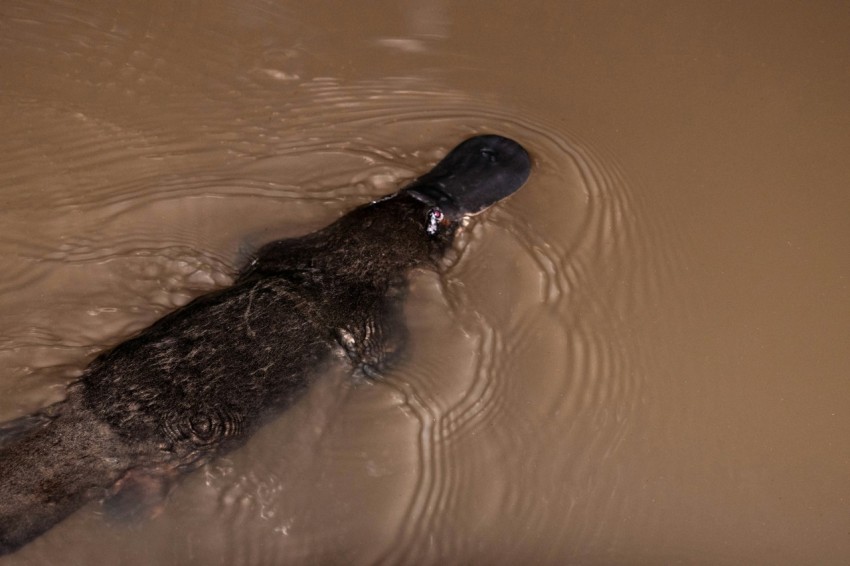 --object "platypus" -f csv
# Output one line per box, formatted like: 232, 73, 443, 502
0, 134, 531, 554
